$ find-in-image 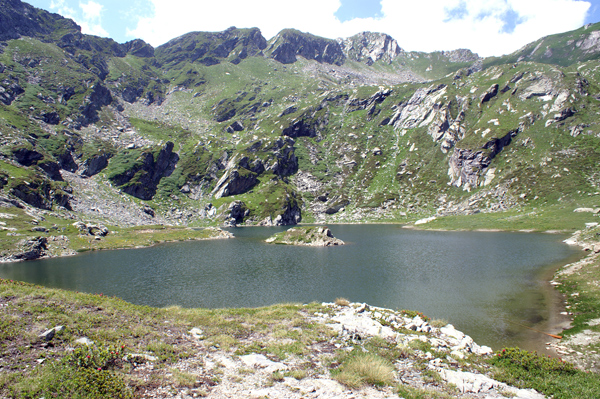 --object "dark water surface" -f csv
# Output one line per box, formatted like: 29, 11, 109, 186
0, 225, 582, 349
